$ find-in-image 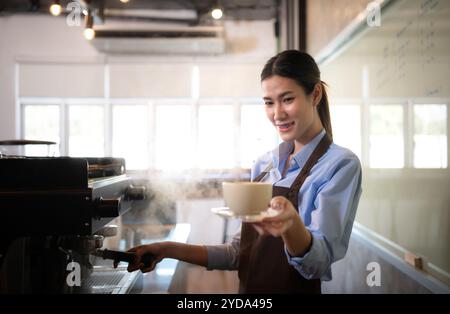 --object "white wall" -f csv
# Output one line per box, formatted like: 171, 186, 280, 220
0, 14, 277, 140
